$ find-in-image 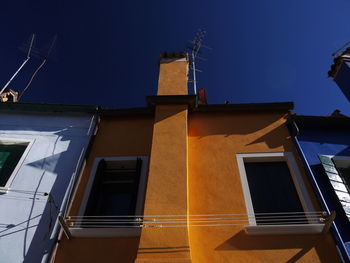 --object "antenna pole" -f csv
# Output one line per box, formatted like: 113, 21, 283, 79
192, 50, 197, 94
187, 29, 210, 95
0, 34, 35, 95
18, 35, 57, 101
332, 41, 350, 57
